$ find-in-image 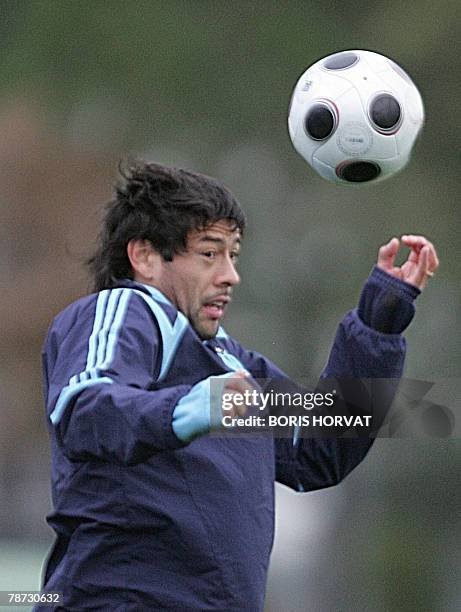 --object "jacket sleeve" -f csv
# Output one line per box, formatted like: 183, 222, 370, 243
44, 289, 191, 465
225, 302, 406, 493
275, 309, 406, 492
